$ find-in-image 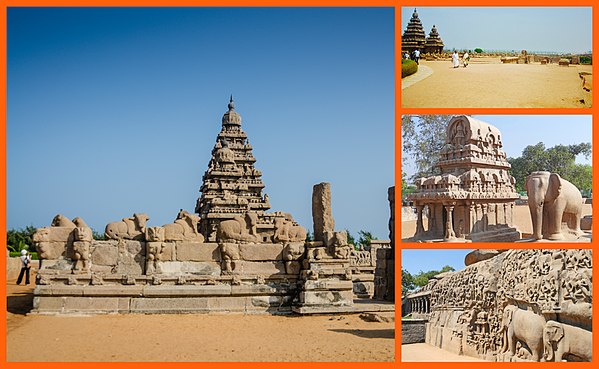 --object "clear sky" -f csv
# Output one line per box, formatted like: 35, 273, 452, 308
402, 115, 592, 179
402, 249, 470, 274
402, 7, 592, 54
7, 7, 394, 239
